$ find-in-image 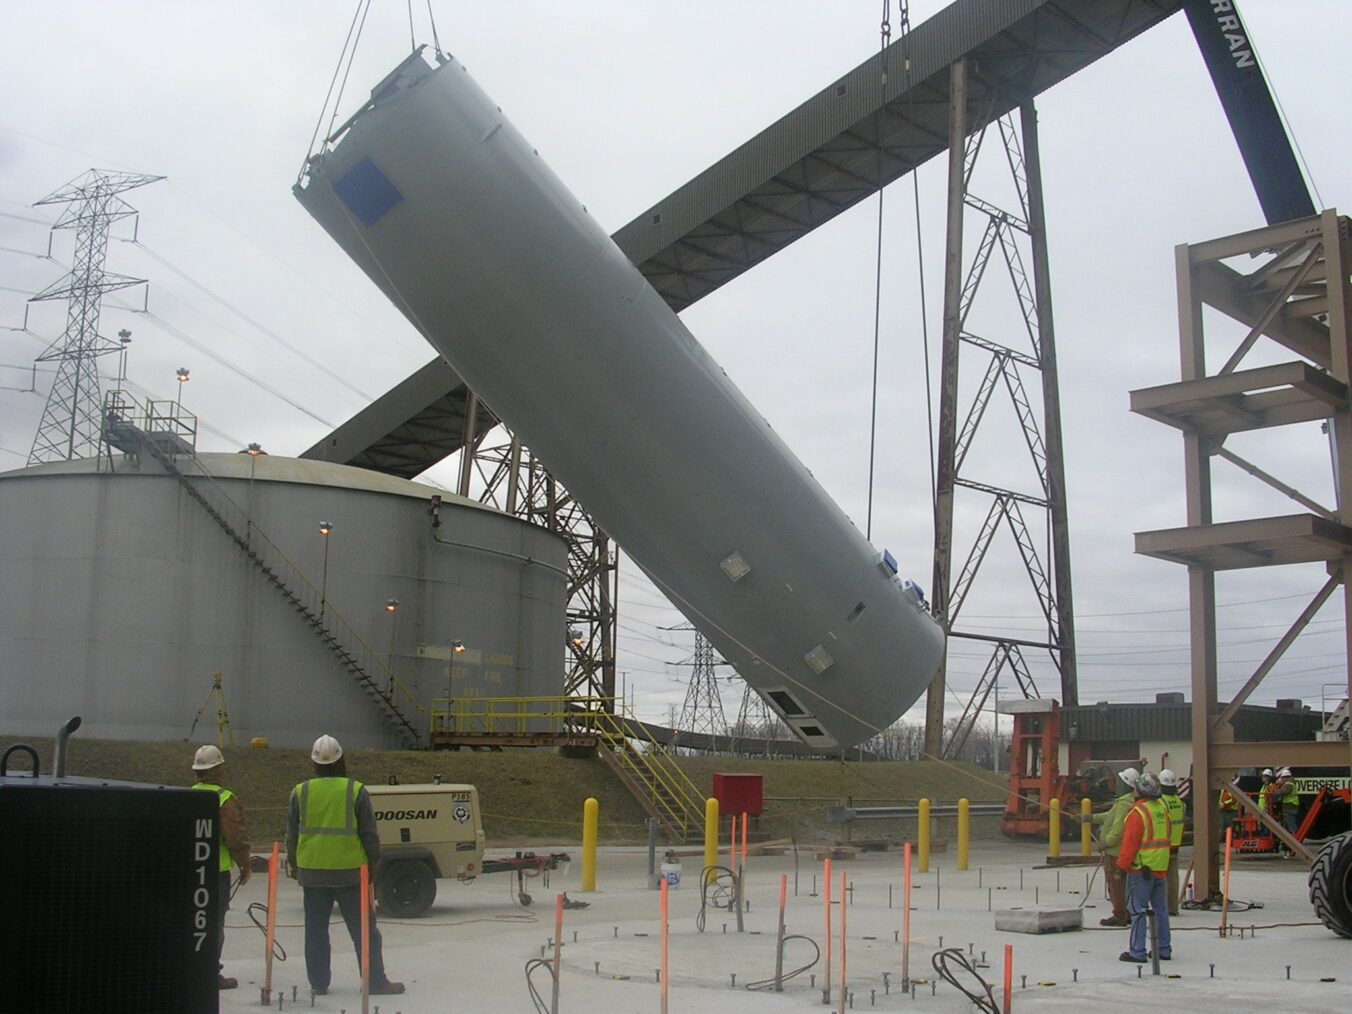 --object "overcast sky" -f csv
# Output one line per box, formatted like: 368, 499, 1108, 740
2, 2, 1349, 733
